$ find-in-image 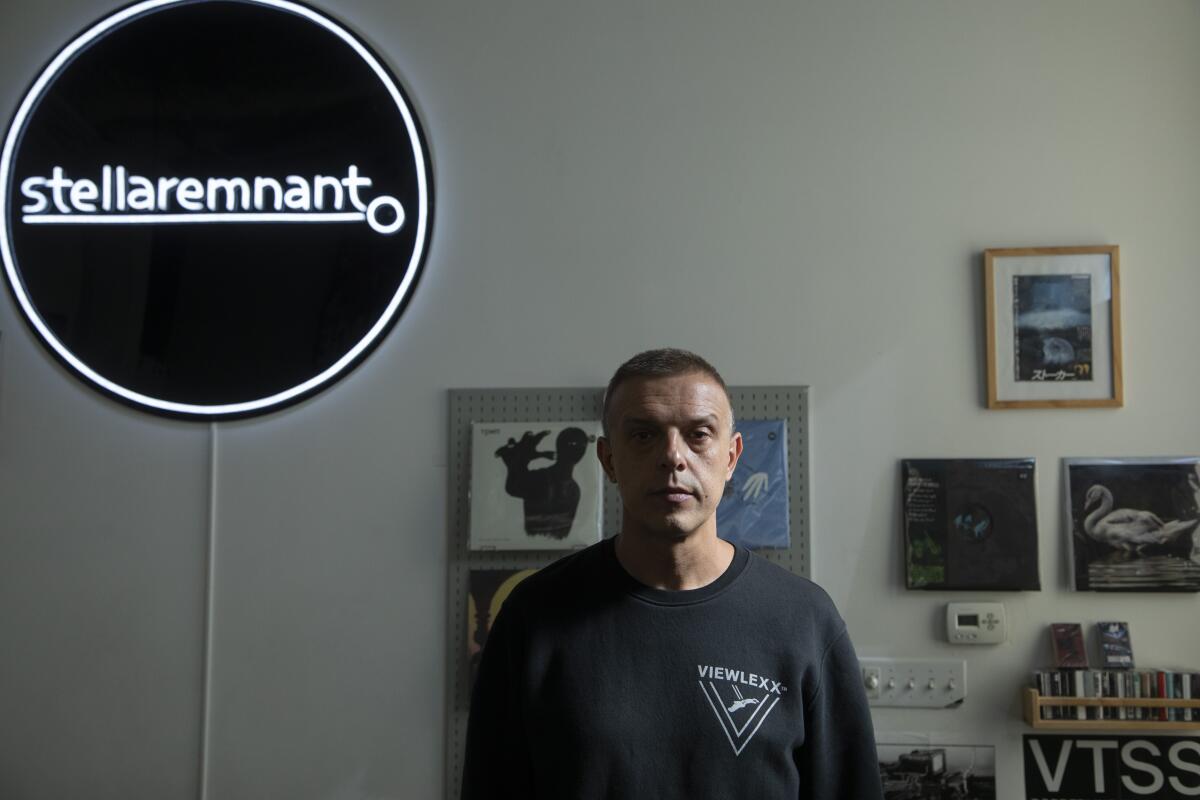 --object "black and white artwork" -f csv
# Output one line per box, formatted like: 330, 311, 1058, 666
877, 742, 996, 800
717, 419, 790, 550
1065, 458, 1200, 591
1013, 273, 1093, 383
469, 421, 603, 550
